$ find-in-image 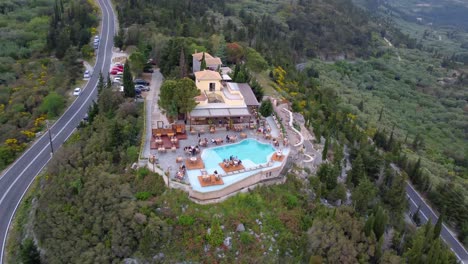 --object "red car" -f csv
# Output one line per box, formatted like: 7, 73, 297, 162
114, 65, 124, 70
111, 67, 123, 72
110, 70, 118, 75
